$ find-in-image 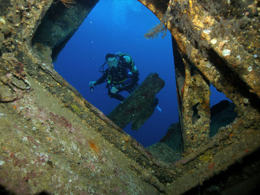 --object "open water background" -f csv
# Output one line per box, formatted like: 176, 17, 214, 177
54, 0, 227, 147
